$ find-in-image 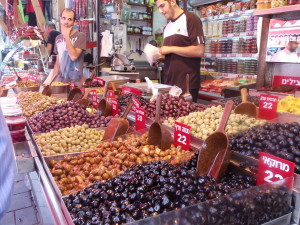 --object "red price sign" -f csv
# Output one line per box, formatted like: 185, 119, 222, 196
91, 90, 98, 109
273, 75, 300, 87
121, 86, 142, 96
135, 107, 146, 130
26, 74, 38, 83
132, 96, 141, 112
257, 152, 295, 186
174, 122, 191, 150
107, 90, 115, 103
111, 98, 119, 116
93, 77, 105, 86
258, 94, 278, 120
